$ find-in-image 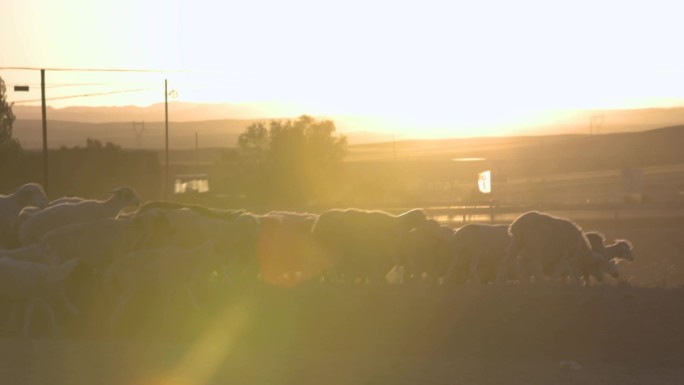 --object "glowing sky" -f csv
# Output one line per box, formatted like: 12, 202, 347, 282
2, 0, 684, 136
